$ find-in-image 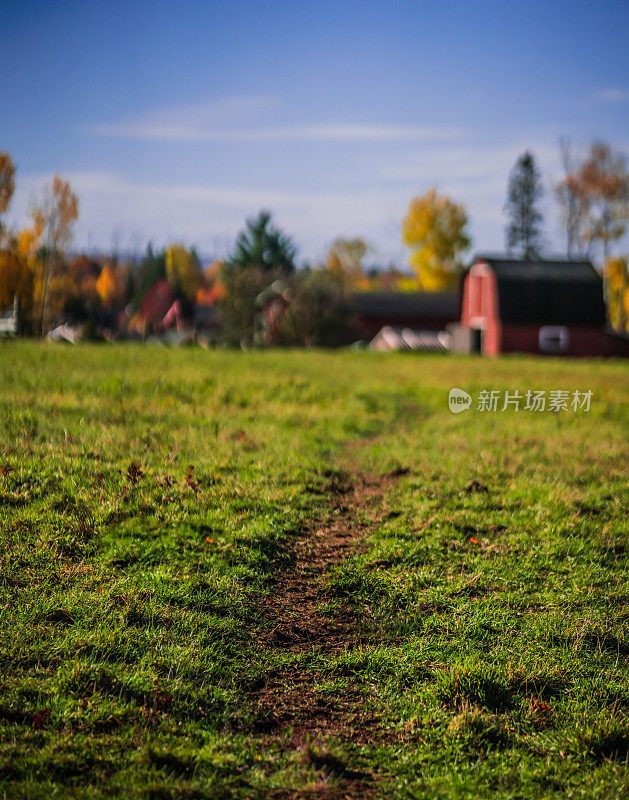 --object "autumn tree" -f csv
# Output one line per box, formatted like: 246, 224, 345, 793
0, 150, 16, 241
325, 237, 371, 287
402, 189, 470, 290
57, 255, 100, 322
228, 211, 296, 274
0, 151, 23, 317
575, 143, 628, 260
605, 256, 629, 333
0, 250, 34, 325
505, 151, 544, 258
96, 263, 124, 309
0, 153, 36, 328
6, 216, 45, 330
165, 244, 201, 302
30, 176, 79, 334
196, 260, 227, 305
